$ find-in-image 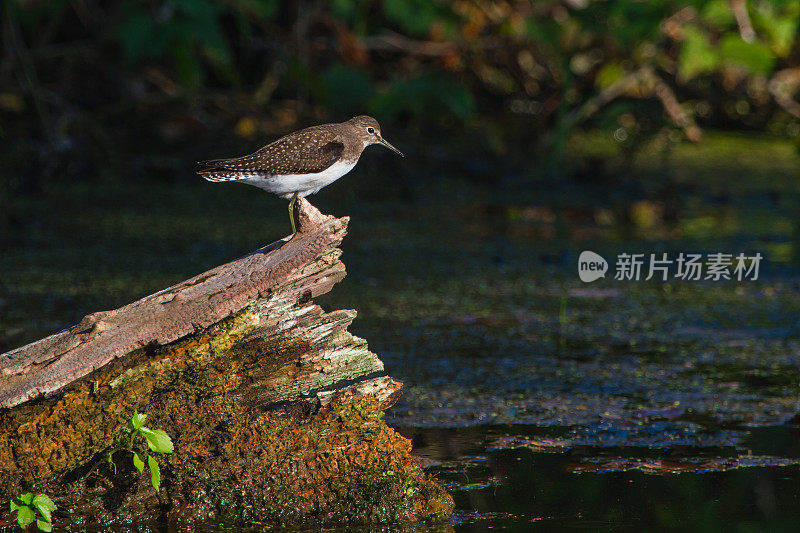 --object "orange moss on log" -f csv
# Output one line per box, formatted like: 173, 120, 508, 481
0, 310, 257, 488
0, 200, 453, 527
